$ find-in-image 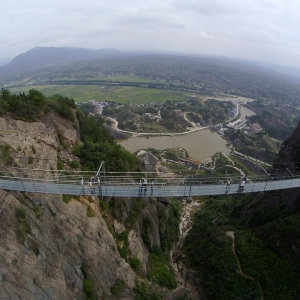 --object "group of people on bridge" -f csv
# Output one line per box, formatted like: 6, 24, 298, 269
138, 177, 154, 195
81, 176, 101, 194
225, 175, 248, 193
